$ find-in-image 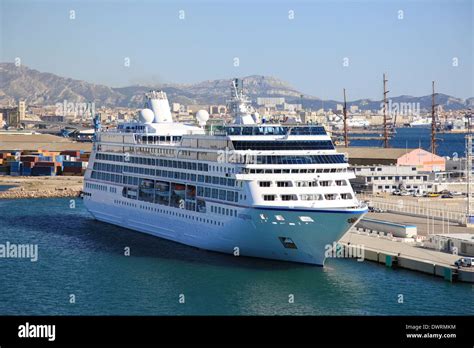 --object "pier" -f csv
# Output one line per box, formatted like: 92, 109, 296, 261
339, 213, 474, 283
